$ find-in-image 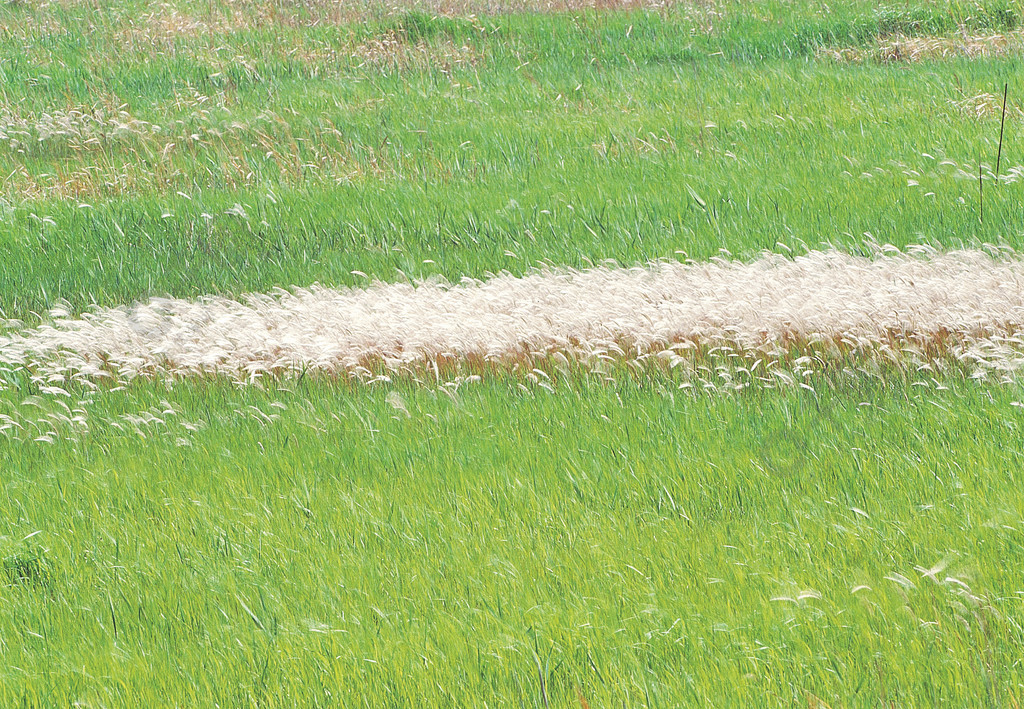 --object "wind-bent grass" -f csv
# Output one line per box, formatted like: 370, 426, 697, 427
2, 377, 1024, 706
4, 0, 1024, 705
2, 0, 1024, 317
